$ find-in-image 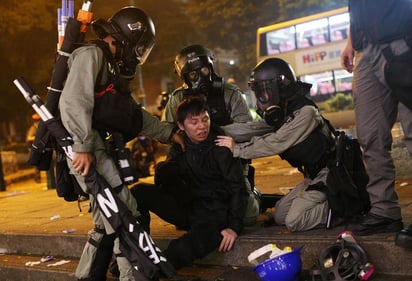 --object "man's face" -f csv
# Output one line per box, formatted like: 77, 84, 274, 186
178, 110, 210, 143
